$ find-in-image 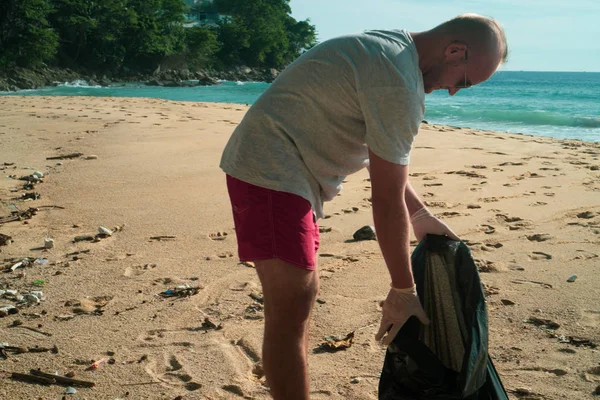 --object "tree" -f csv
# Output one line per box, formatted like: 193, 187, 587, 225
213, 0, 316, 68
0, 0, 58, 68
184, 26, 219, 69
122, 0, 188, 71
284, 17, 317, 59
